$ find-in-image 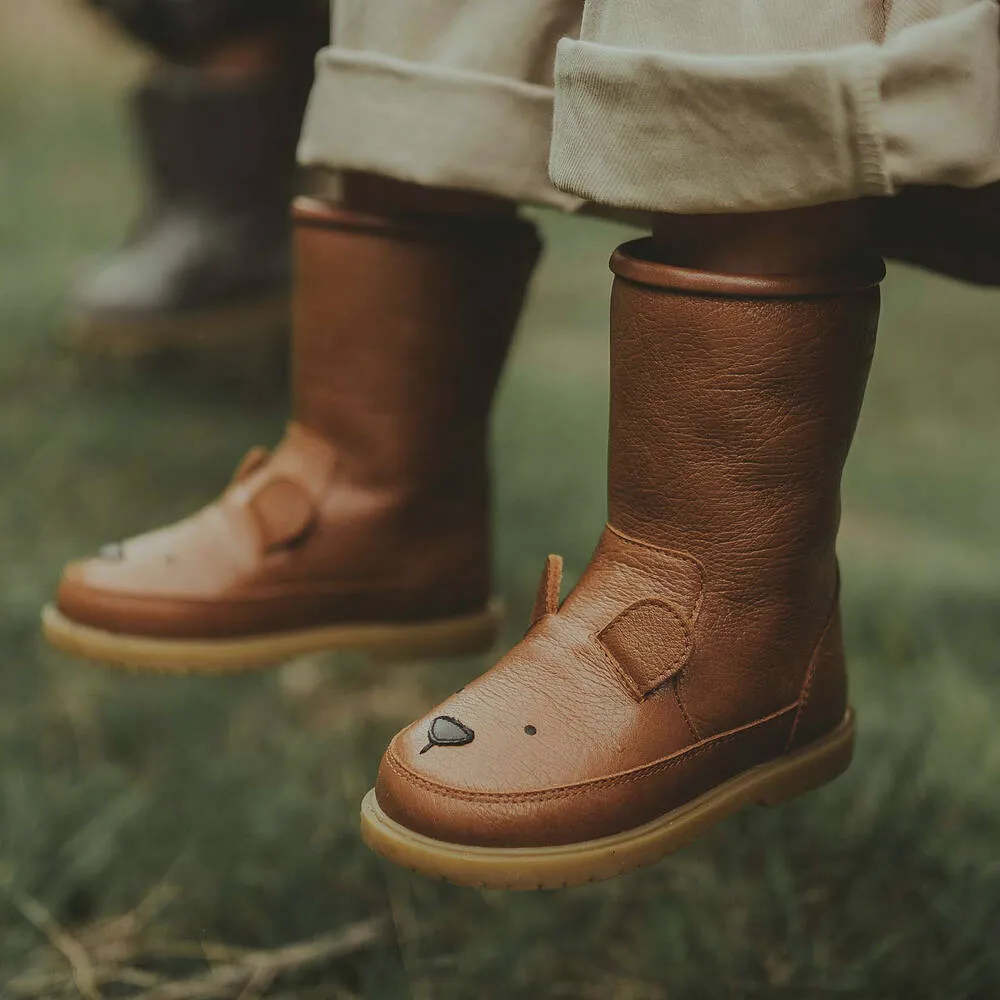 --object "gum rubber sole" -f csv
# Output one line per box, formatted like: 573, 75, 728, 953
64, 297, 289, 390
40, 600, 502, 674
360, 710, 855, 890
65, 296, 290, 360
